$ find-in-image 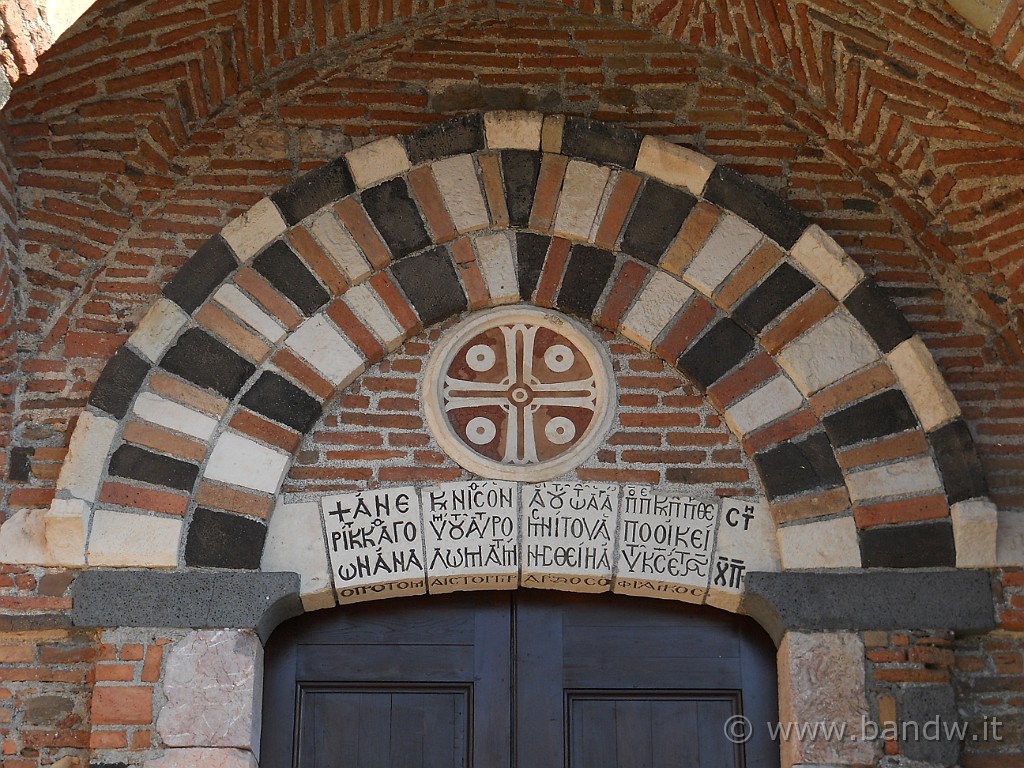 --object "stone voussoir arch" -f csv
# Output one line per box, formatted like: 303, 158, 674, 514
13, 111, 995, 585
